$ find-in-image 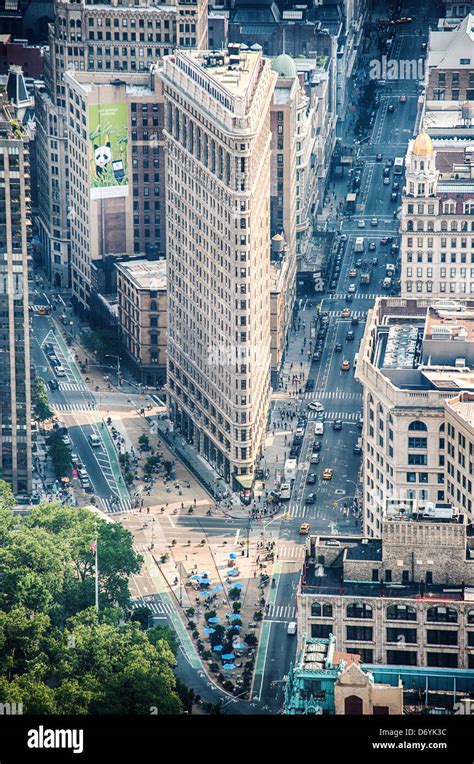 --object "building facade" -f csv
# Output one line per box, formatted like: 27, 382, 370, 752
0, 97, 32, 494
35, 0, 207, 295
298, 512, 474, 670
116, 257, 167, 387
159, 48, 276, 488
